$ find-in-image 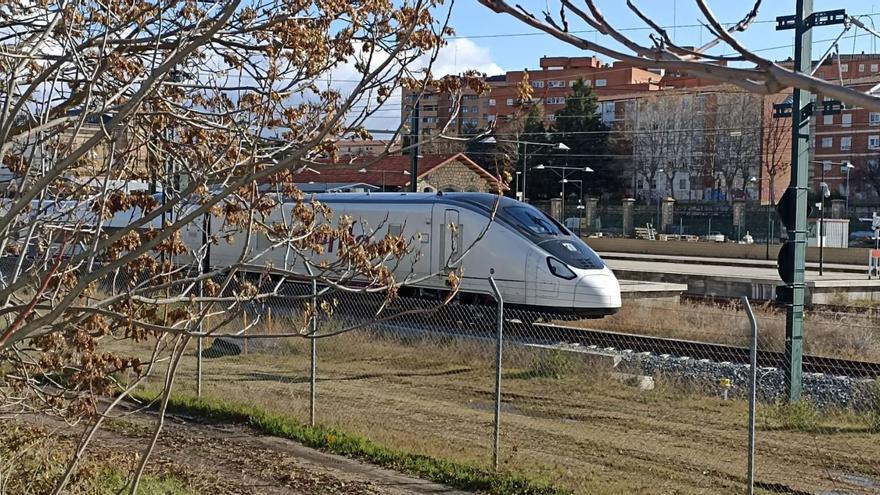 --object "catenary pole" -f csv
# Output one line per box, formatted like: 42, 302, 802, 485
780, 0, 813, 402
